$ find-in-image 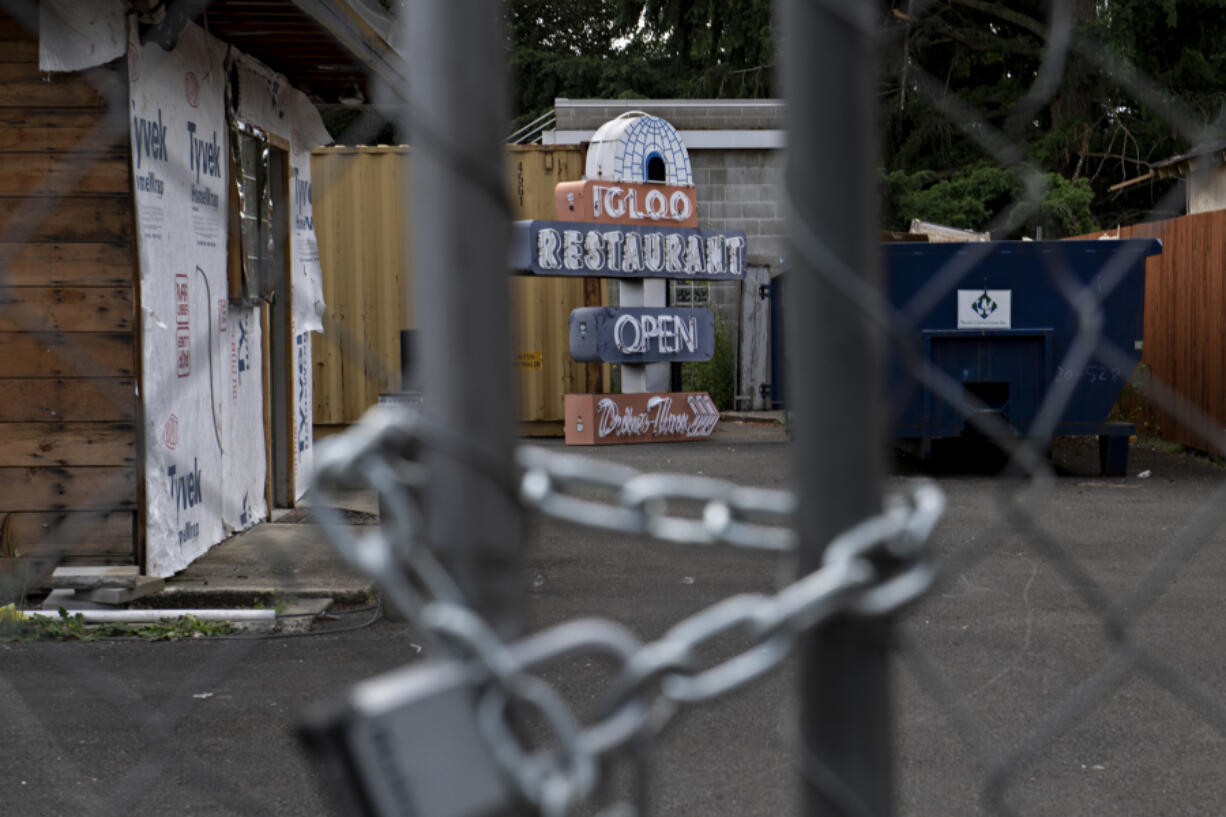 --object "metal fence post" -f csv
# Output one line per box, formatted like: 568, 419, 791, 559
779, 1, 890, 815
406, 0, 523, 637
